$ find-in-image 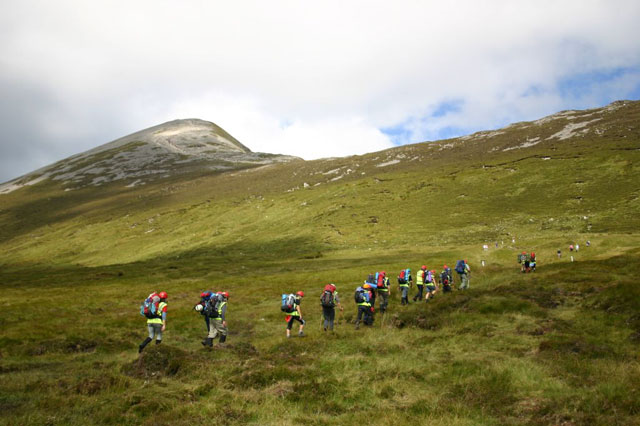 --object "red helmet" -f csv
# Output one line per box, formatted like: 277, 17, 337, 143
221, 291, 229, 298
158, 291, 168, 299
296, 291, 305, 297
443, 264, 448, 268
421, 265, 426, 270
522, 252, 526, 255
381, 271, 386, 275
431, 270, 436, 273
